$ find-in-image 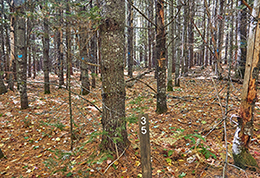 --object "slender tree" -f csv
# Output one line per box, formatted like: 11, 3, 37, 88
58, 7, 64, 87
175, 0, 181, 87
100, 0, 130, 153
167, 0, 174, 91
127, 0, 133, 77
